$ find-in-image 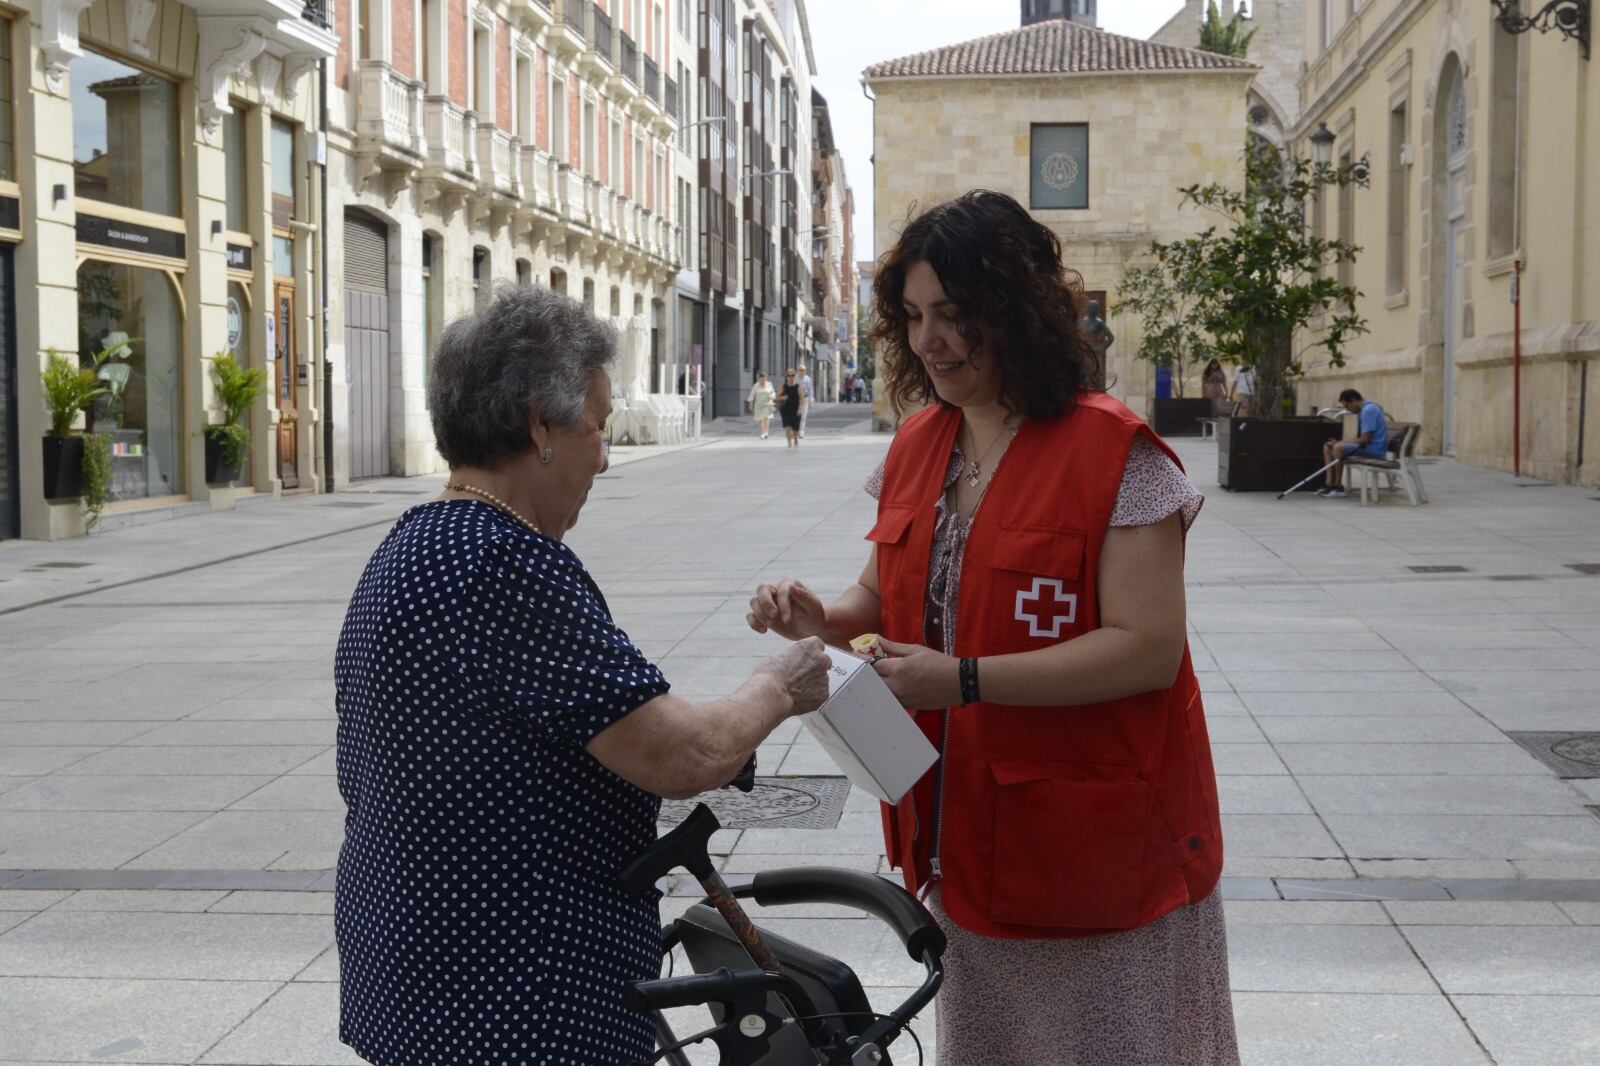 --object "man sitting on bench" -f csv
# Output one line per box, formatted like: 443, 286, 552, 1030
1317, 389, 1388, 498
